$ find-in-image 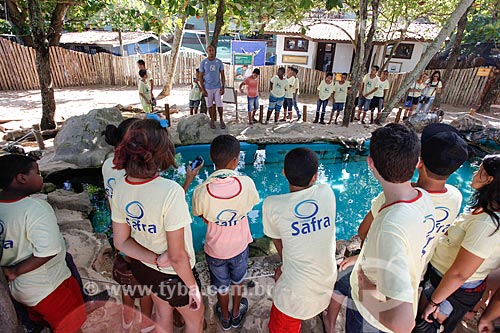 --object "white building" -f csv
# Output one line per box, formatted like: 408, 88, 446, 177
266, 19, 440, 73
